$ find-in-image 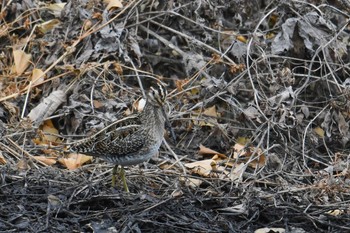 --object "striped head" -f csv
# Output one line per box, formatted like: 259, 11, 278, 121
147, 83, 167, 106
